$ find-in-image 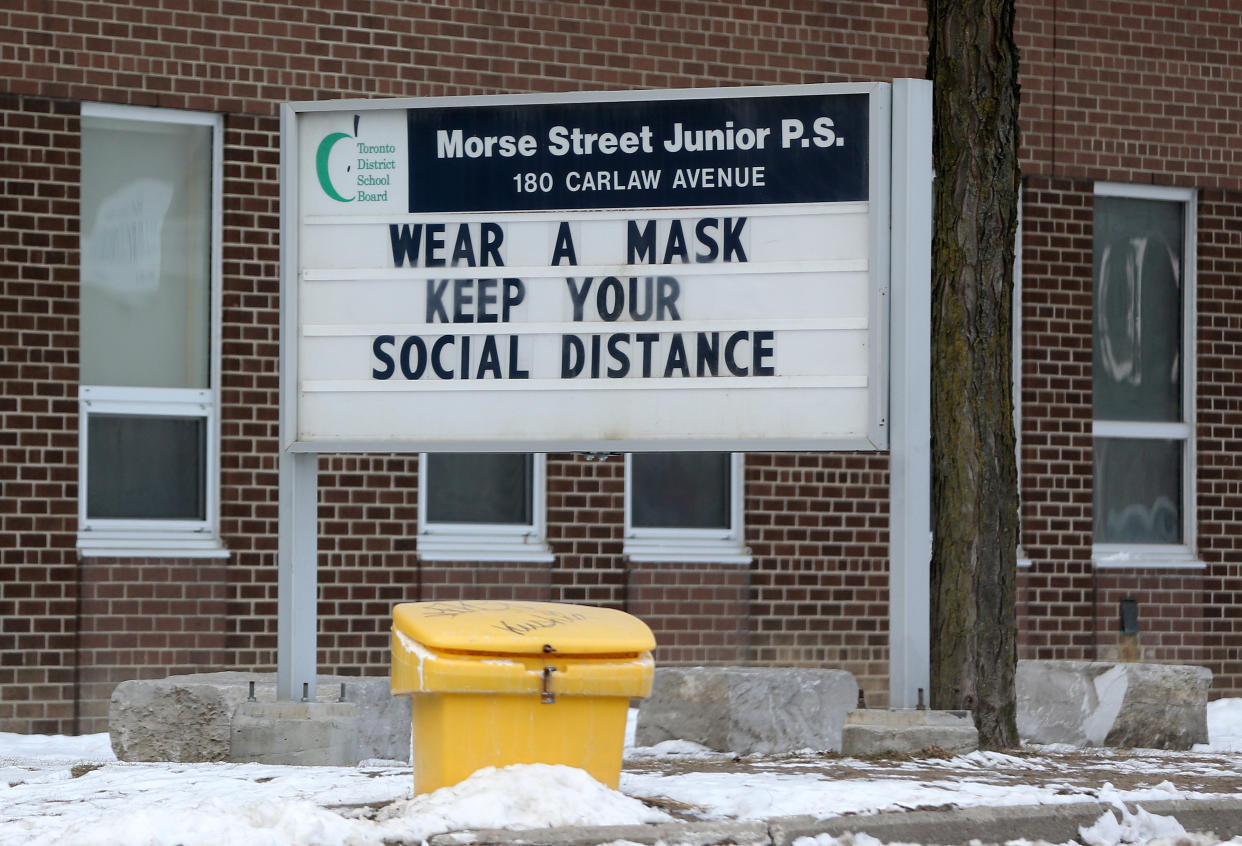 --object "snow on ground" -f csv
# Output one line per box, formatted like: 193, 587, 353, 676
1, 700, 1240, 846
1196, 698, 1242, 752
